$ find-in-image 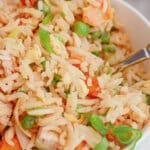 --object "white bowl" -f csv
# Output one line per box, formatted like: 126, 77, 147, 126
112, 0, 150, 149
